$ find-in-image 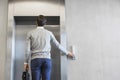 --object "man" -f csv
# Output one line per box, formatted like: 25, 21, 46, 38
24, 15, 73, 80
